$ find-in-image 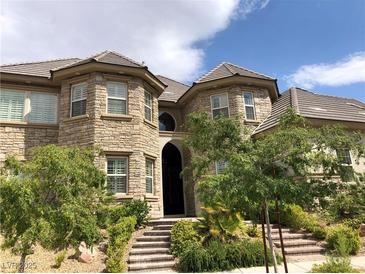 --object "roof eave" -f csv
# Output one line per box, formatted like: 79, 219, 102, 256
0, 72, 55, 86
